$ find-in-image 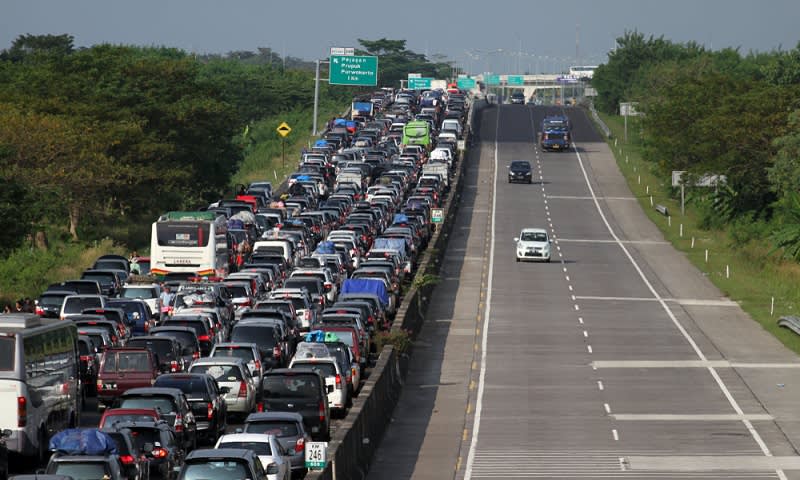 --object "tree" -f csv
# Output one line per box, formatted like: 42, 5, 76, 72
1, 33, 74, 62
